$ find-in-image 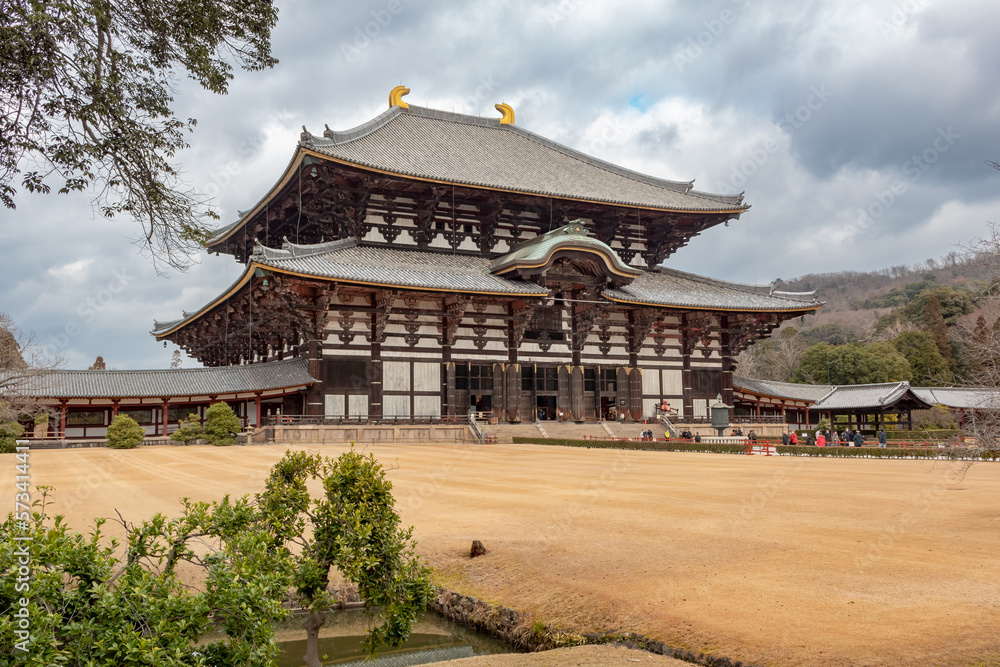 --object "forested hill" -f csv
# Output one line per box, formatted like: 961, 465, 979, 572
775, 252, 990, 314
736, 250, 998, 402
